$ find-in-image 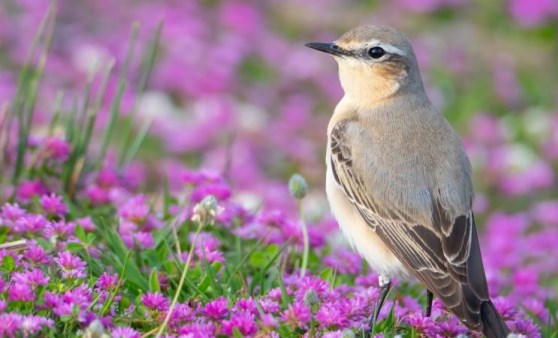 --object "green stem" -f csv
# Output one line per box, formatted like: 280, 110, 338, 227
101, 251, 130, 316
298, 200, 309, 277
156, 219, 205, 337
